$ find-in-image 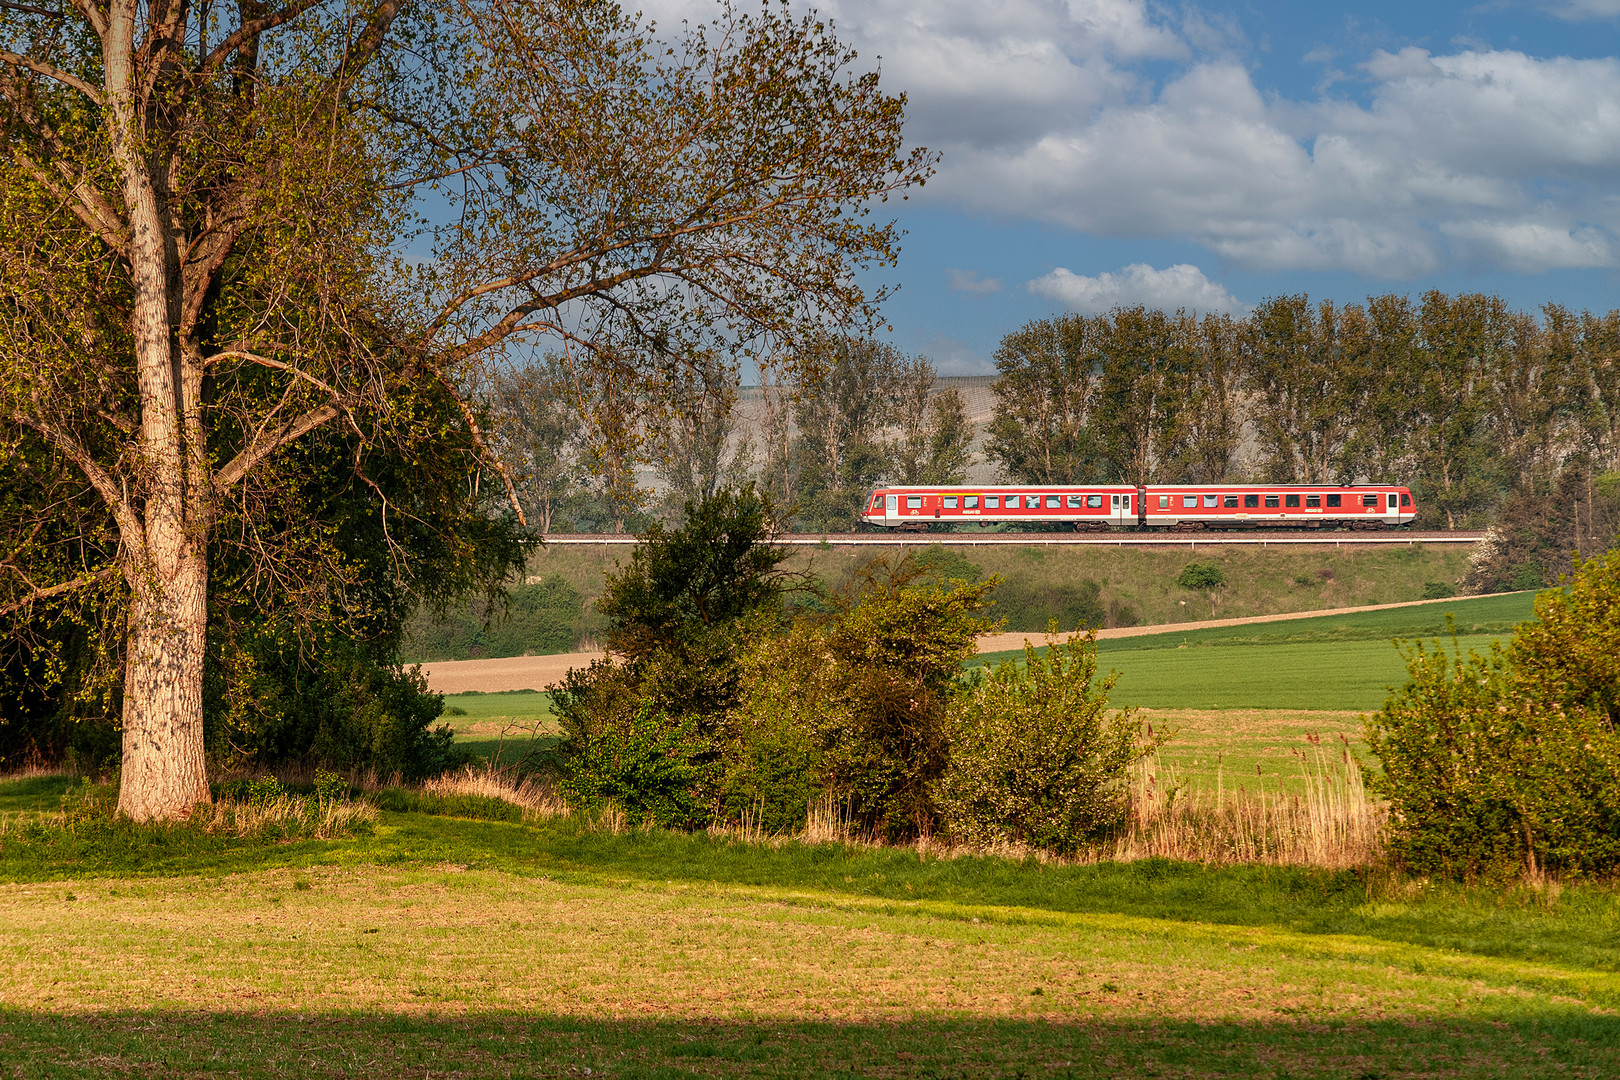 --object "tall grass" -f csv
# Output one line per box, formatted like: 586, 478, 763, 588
416, 762, 567, 821
1113, 735, 1383, 868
